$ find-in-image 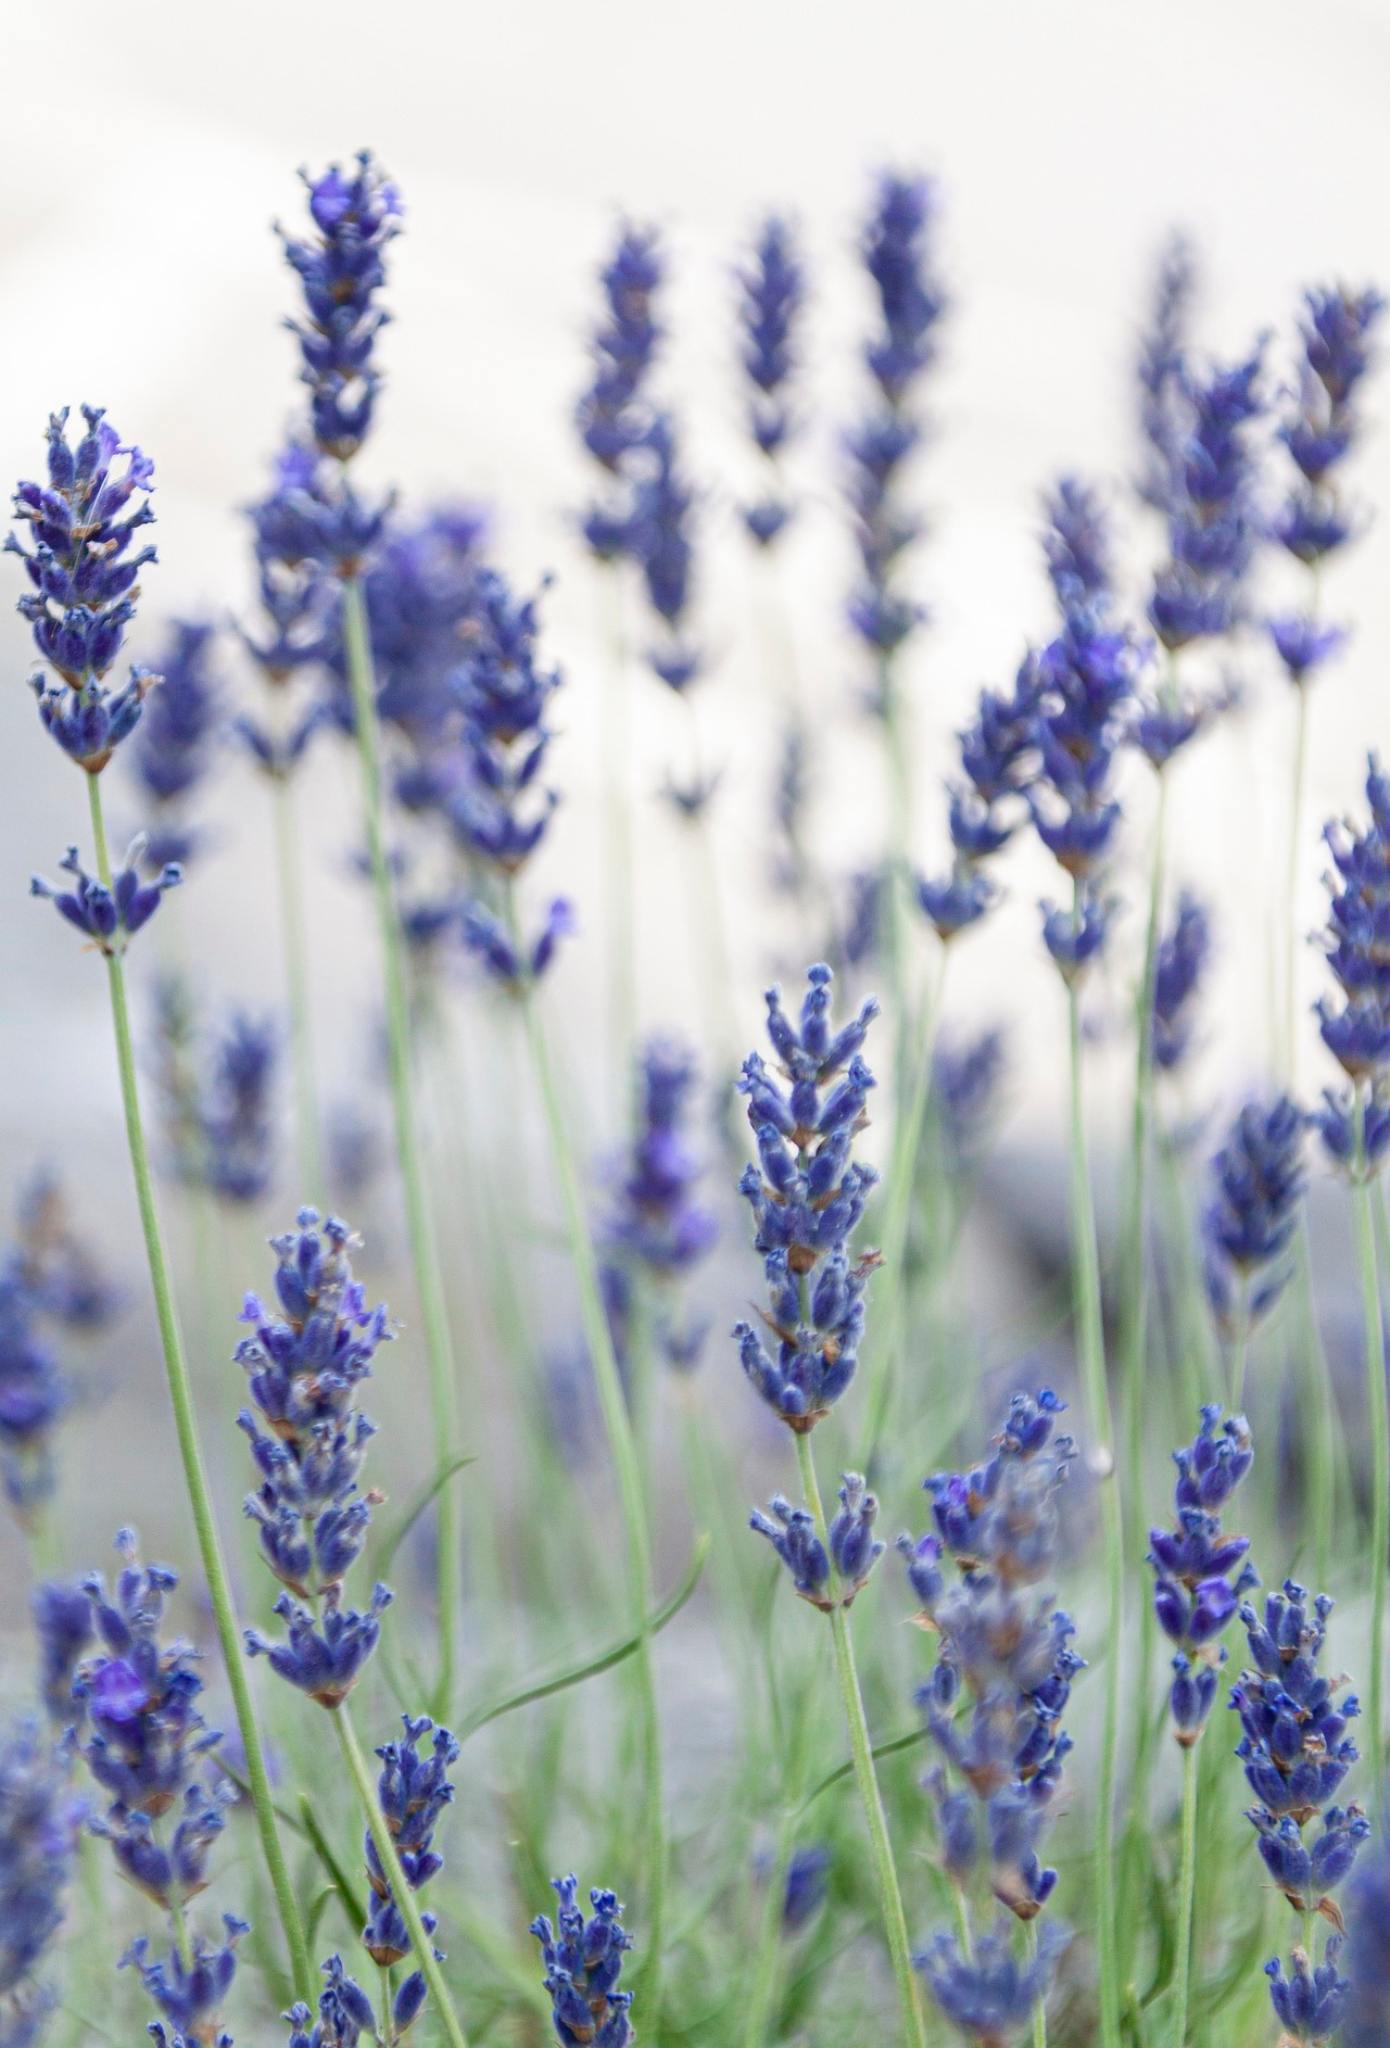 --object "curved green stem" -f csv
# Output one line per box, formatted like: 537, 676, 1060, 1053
84, 775, 313, 2001
341, 578, 463, 1711
1354, 1096, 1387, 1801
1171, 1736, 1201, 2047
333, 1701, 470, 2048
518, 986, 667, 2024
270, 772, 324, 1204
1065, 955, 1123, 2048
793, 1430, 926, 2048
